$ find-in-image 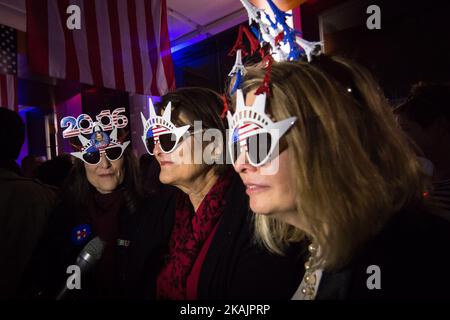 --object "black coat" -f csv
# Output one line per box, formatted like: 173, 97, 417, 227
316, 207, 450, 300
22, 190, 145, 299
0, 166, 56, 299
124, 171, 306, 300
